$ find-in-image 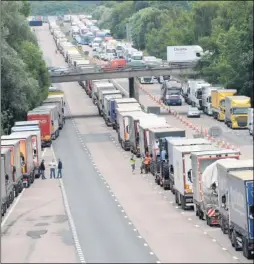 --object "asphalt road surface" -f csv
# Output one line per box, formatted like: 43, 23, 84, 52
33, 24, 252, 263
